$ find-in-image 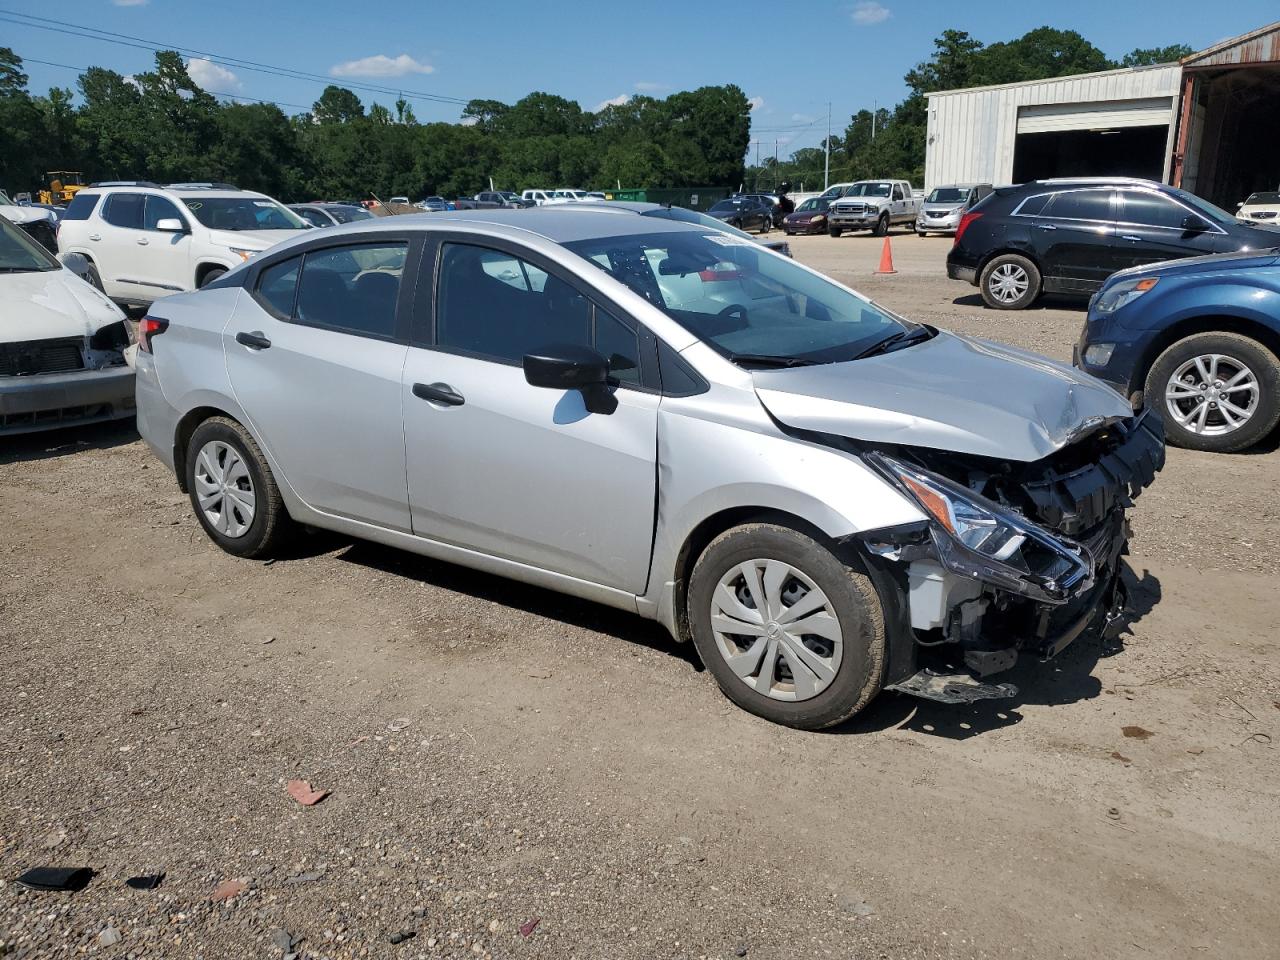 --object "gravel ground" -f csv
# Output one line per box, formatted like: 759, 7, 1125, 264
2, 231, 1278, 960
